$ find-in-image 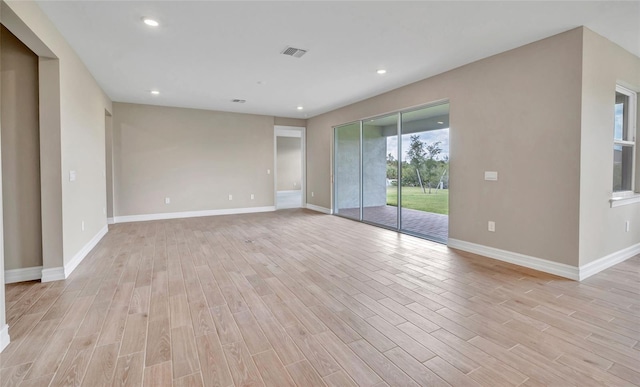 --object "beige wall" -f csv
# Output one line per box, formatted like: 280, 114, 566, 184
2, 0, 112, 269
579, 29, 640, 265
277, 136, 302, 191
308, 28, 584, 266
275, 117, 306, 128
1, 25, 42, 271
105, 114, 114, 218
113, 103, 275, 216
